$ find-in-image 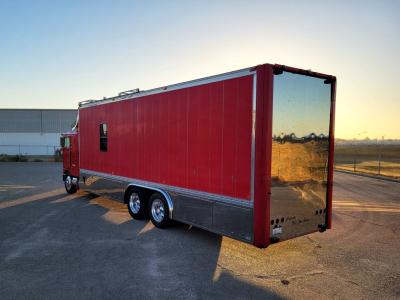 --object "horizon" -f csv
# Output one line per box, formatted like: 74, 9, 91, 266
0, 1, 399, 139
